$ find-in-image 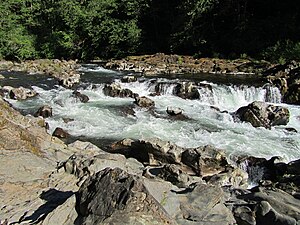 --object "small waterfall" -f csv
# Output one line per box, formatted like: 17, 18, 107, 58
263, 84, 282, 103
153, 82, 178, 95
198, 84, 214, 105
238, 159, 265, 187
